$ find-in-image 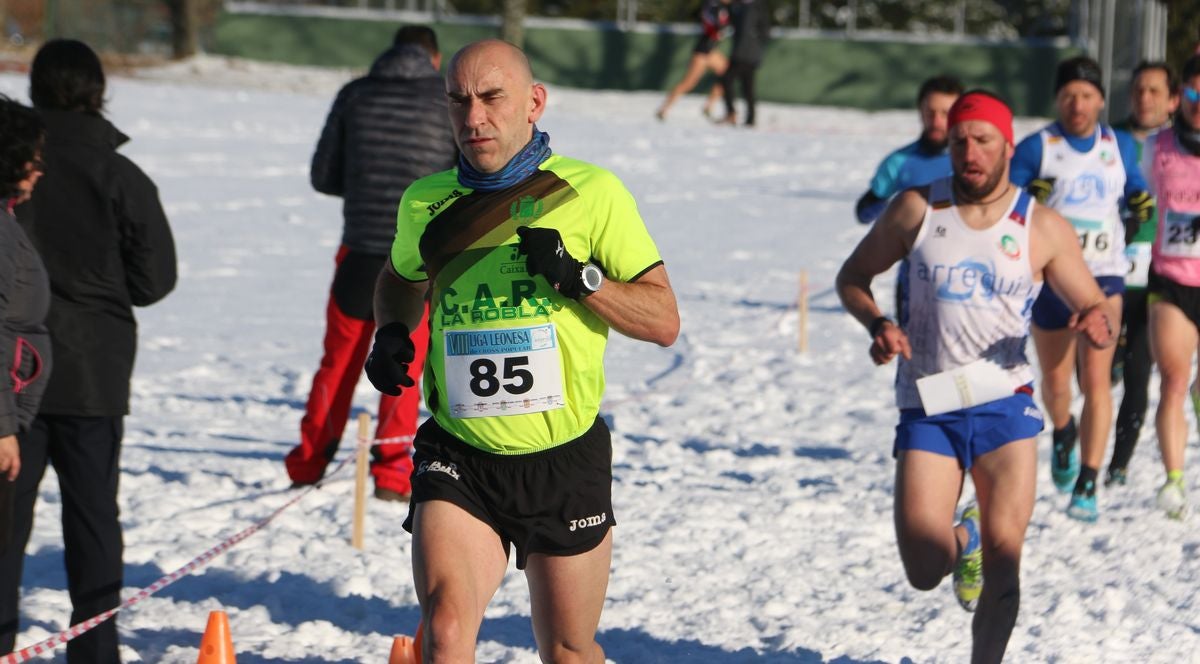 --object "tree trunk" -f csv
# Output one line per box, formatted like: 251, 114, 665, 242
501, 0, 526, 48
168, 0, 199, 59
